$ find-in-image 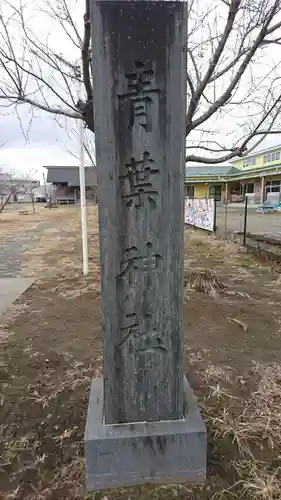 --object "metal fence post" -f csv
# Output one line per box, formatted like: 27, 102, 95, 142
243, 196, 248, 245
213, 198, 217, 233
224, 200, 228, 240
